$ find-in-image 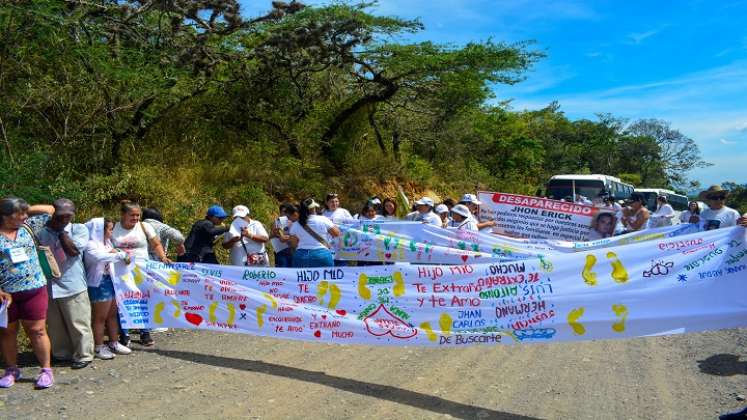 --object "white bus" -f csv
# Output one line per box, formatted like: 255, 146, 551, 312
634, 188, 689, 212
545, 174, 635, 202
